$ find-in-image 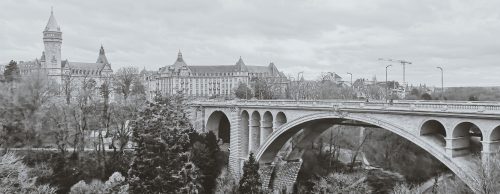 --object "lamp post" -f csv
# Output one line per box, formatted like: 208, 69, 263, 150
297, 72, 303, 100
347, 72, 353, 88
385, 64, 392, 101
437, 66, 444, 100
289, 77, 296, 100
